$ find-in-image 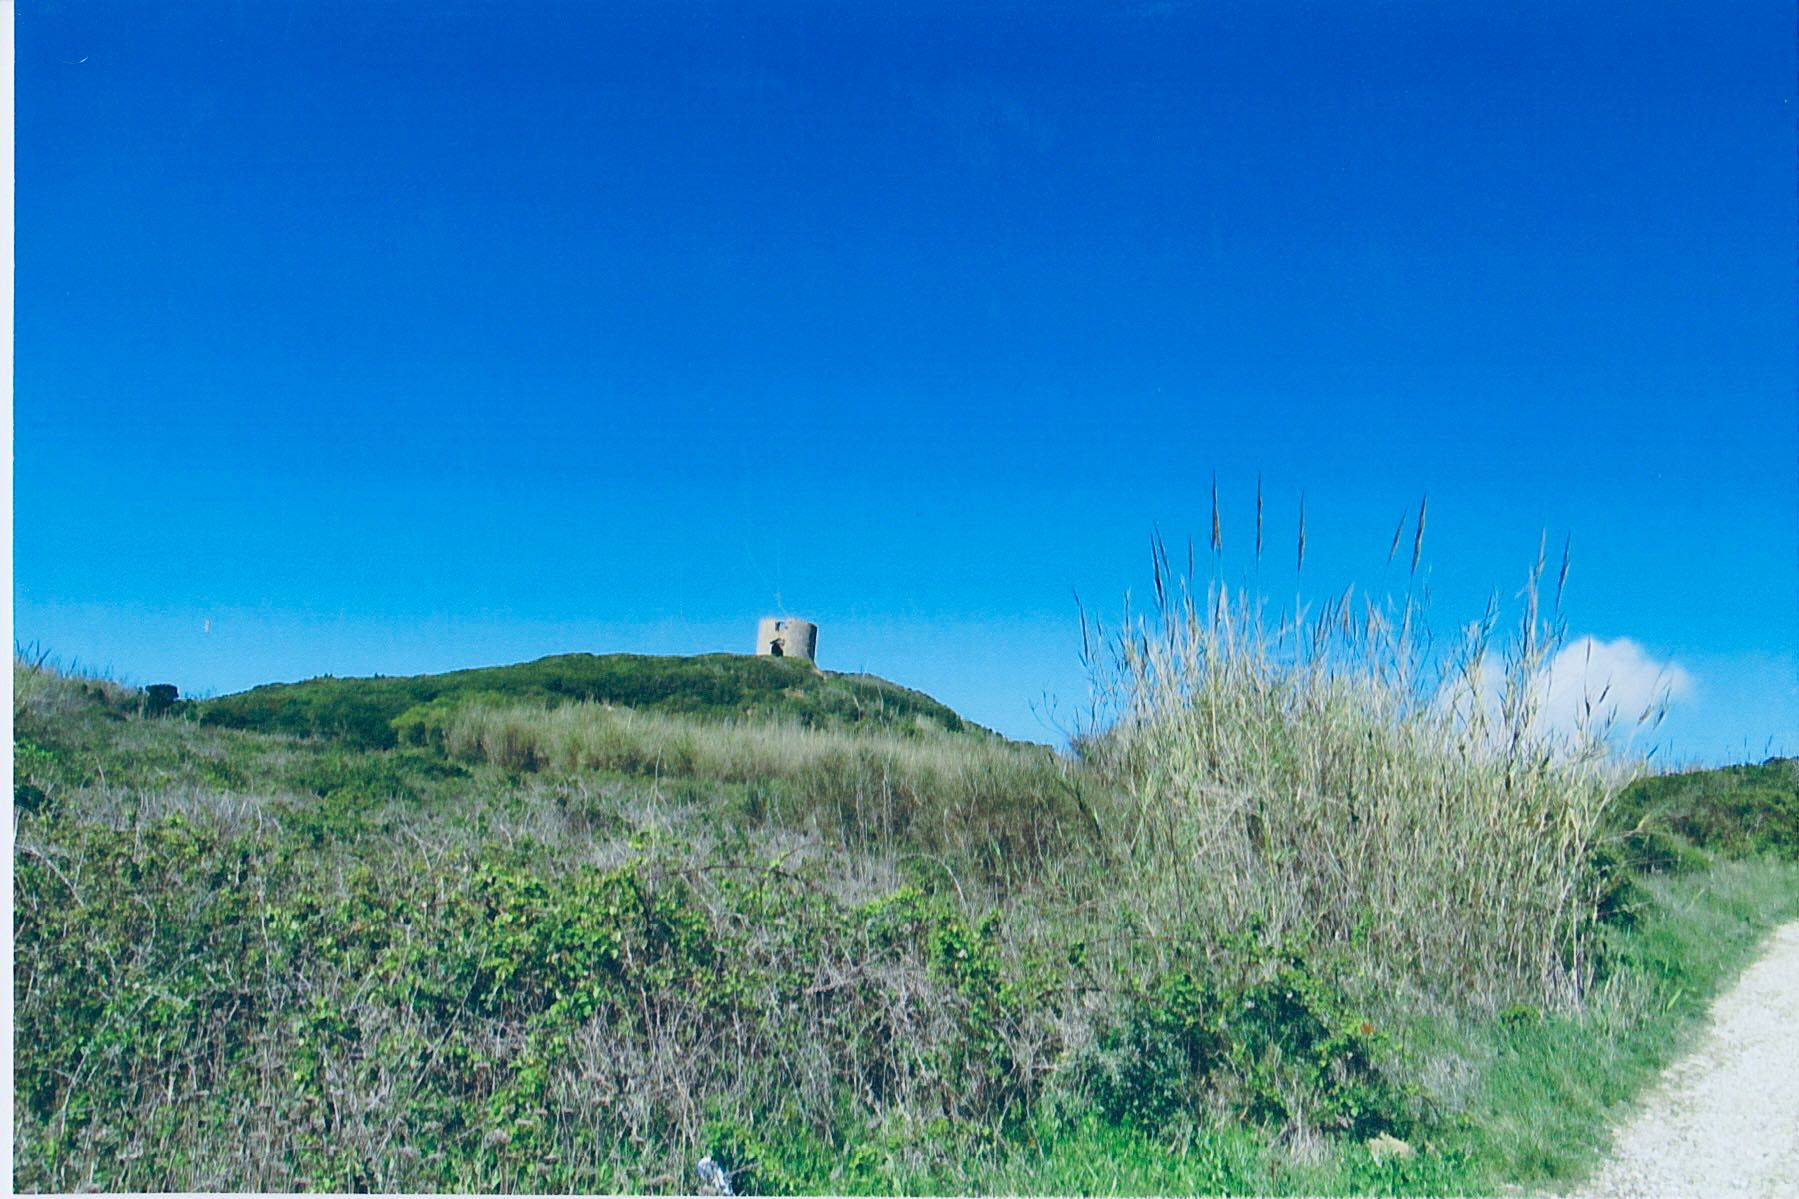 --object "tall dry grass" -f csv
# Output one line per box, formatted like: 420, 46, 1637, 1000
439, 701, 1092, 881
14, 649, 143, 728
1081, 514, 1642, 1012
